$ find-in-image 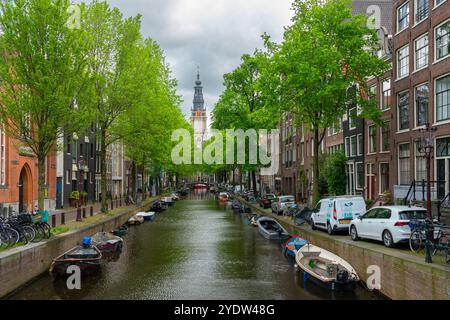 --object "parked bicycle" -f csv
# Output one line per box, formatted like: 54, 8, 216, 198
409, 218, 450, 263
